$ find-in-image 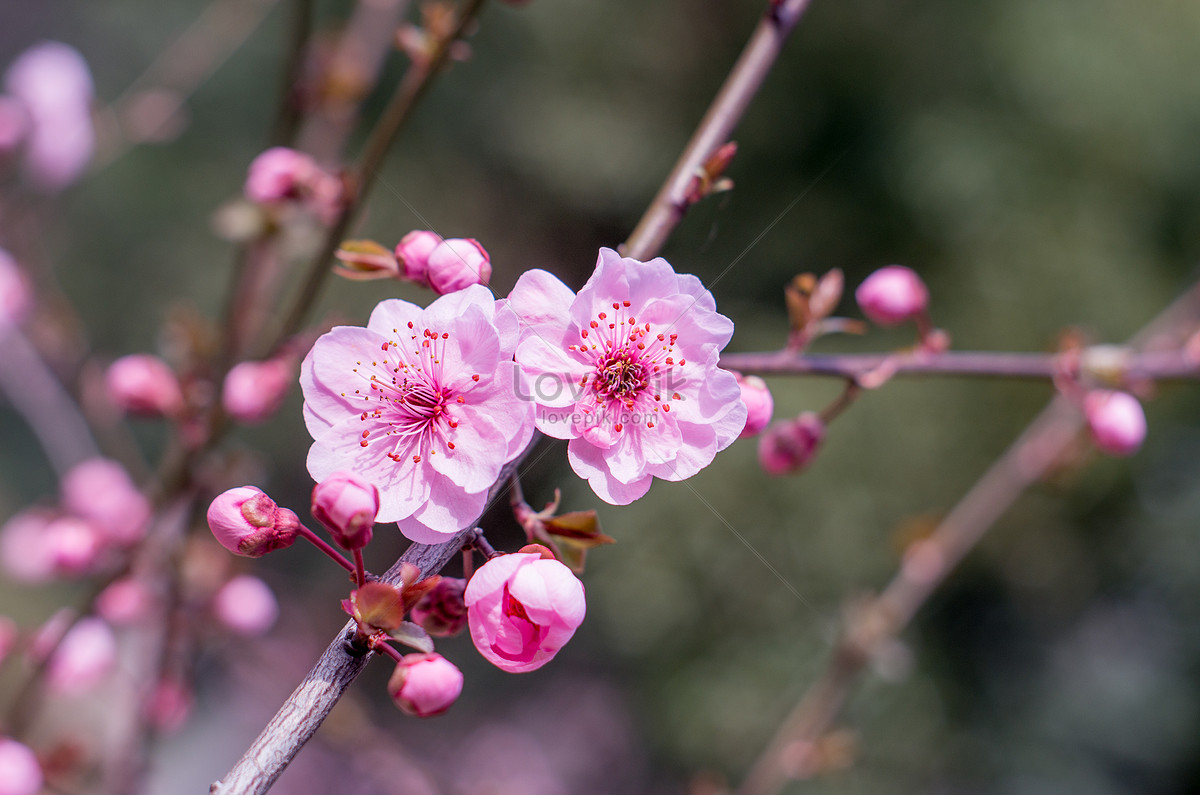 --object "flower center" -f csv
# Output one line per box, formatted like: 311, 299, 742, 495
592, 351, 647, 401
